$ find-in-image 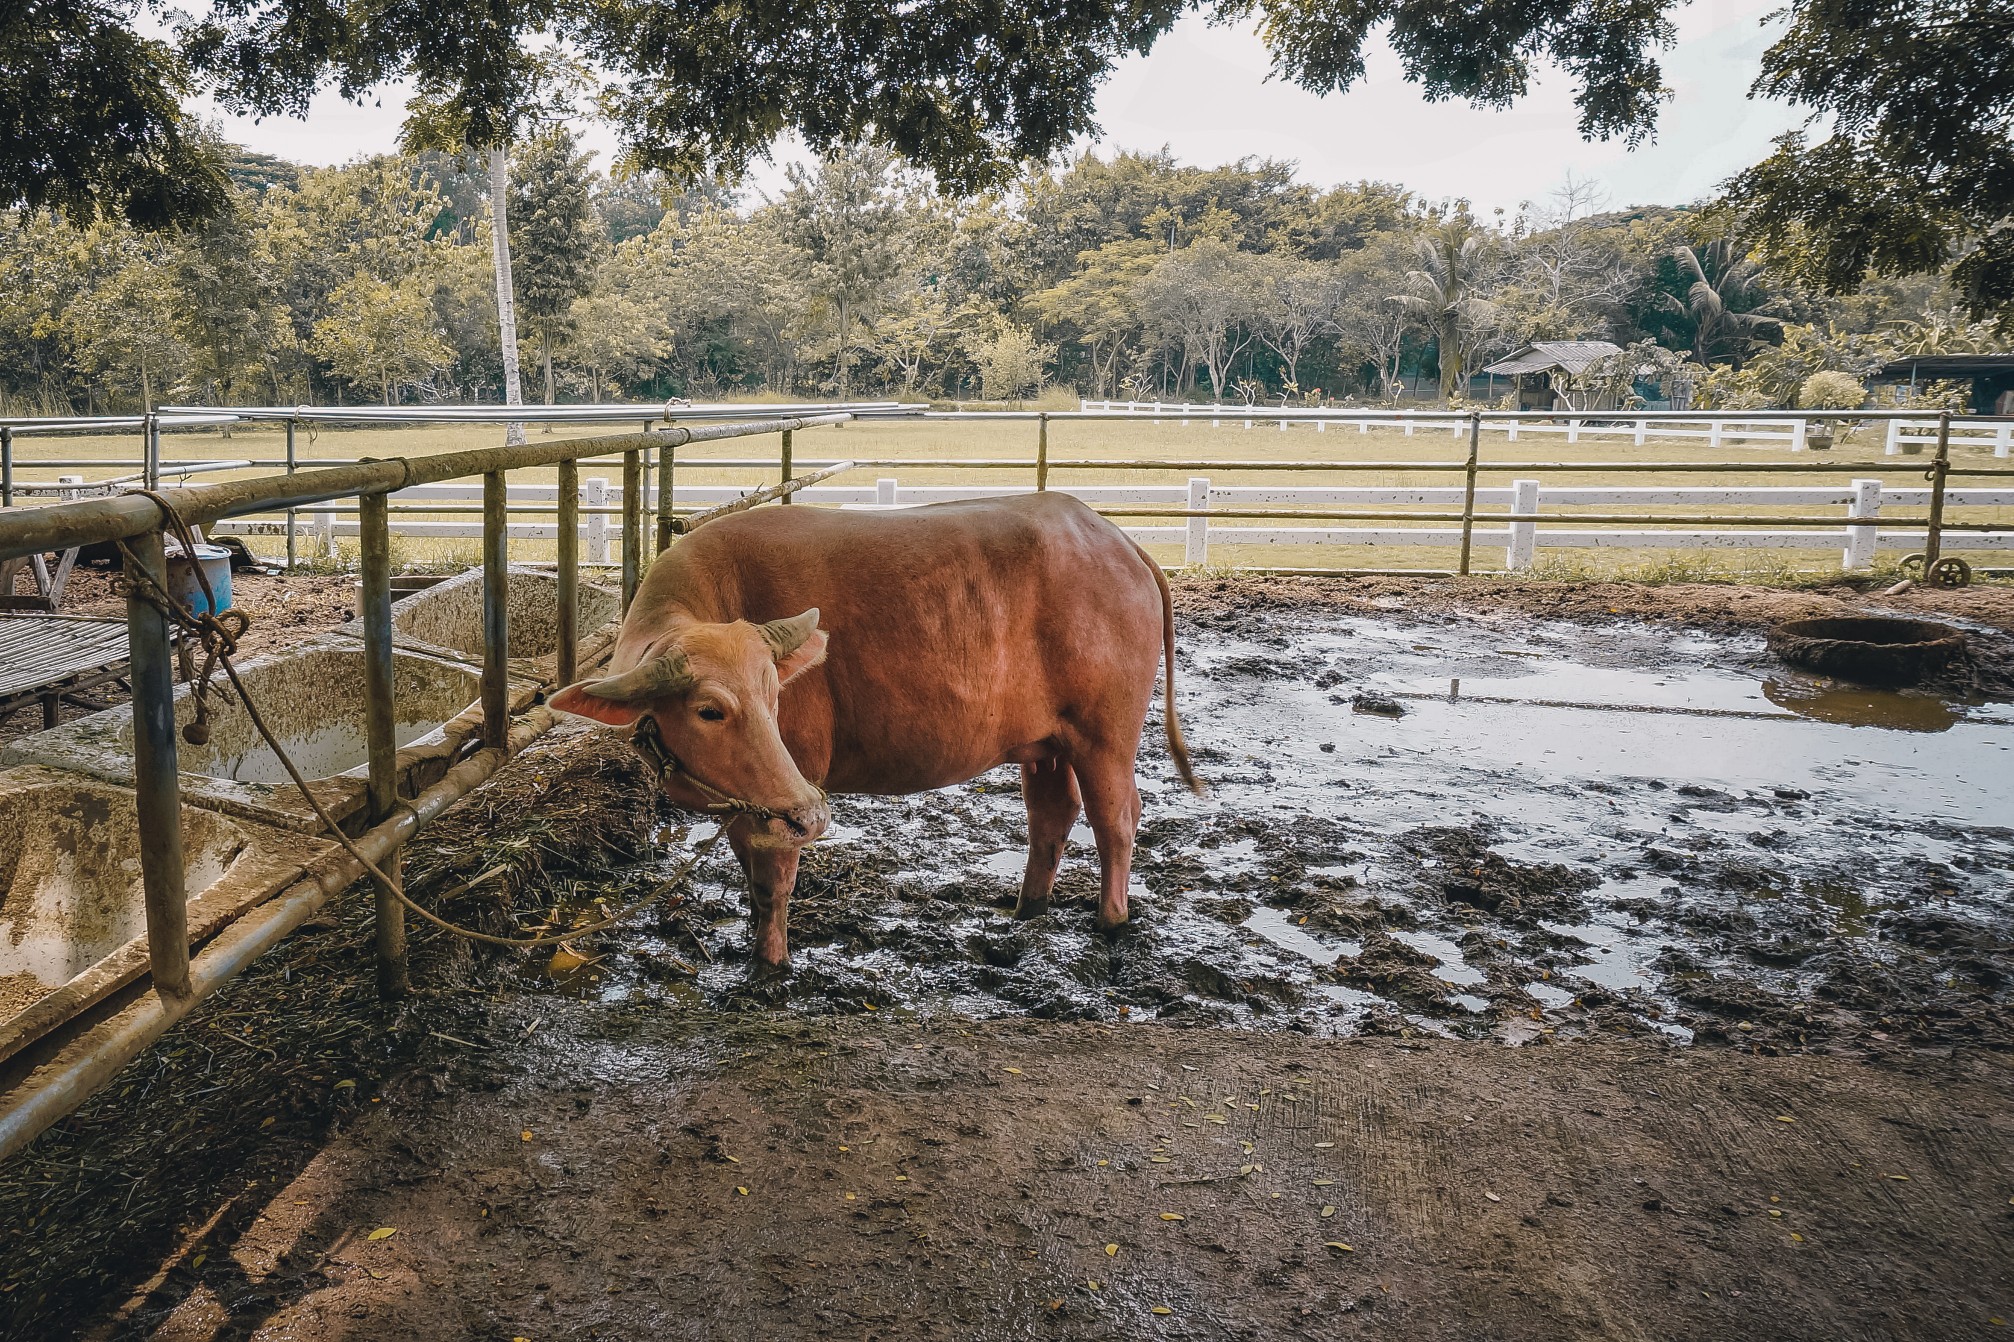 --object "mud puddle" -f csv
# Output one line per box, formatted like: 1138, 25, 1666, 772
533, 608, 2013, 1054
